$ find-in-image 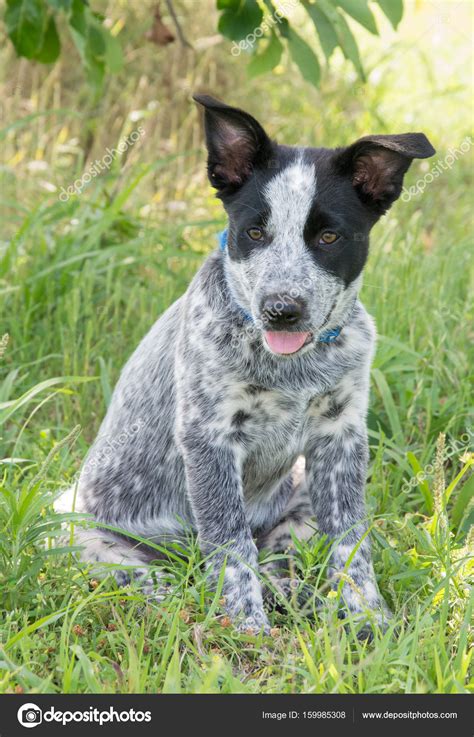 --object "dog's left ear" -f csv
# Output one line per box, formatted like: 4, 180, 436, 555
193, 94, 273, 194
335, 133, 435, 213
